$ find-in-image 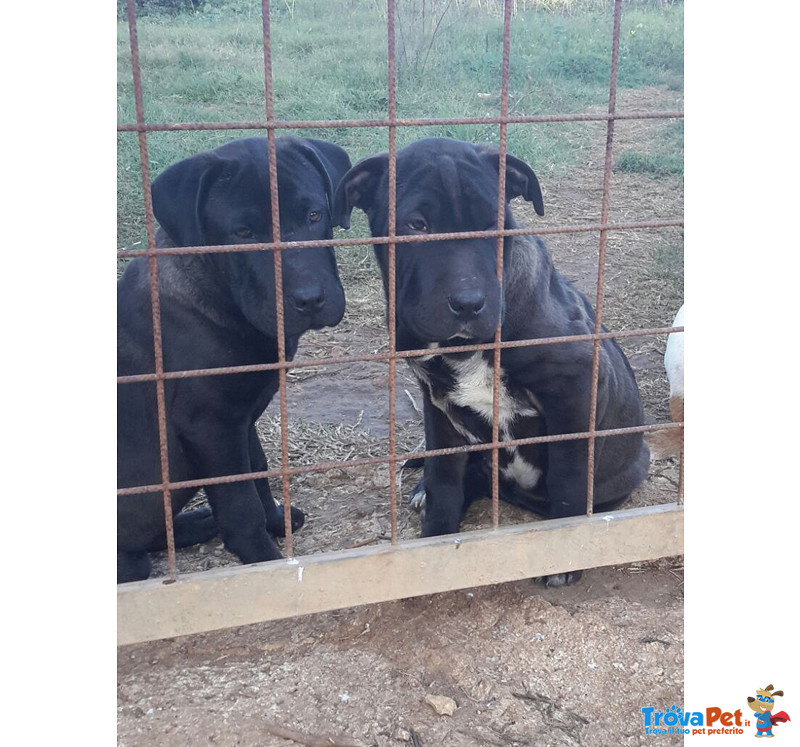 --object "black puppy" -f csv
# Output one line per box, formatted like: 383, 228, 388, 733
118, 136, 351, 583
334, 137, 648, 585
